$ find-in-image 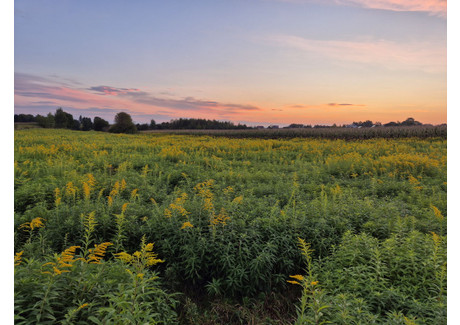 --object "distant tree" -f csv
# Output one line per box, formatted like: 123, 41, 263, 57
93, 117, 109, 131
54, 108, 68, 128
384, 121, 399, 127
71, 119, 81, 130
35, 115, 47, 128
15, 114, 36, 123
81, 117, 93, 131
136, 123, 150, 131
65, 112, 74, 129
109, 112, 137, 134
36, 113, 55, 128
149, 119, 156, 130
288, 123, 304, 128
352, 120, 373, 127
47, 113, 56, 128
361, 120, 373, 128
401, 117, 422, 126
